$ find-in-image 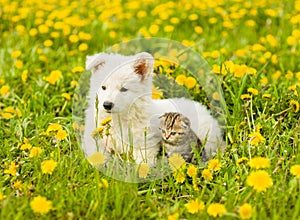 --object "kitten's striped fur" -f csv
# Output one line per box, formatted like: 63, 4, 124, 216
159, 112, 207, 163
